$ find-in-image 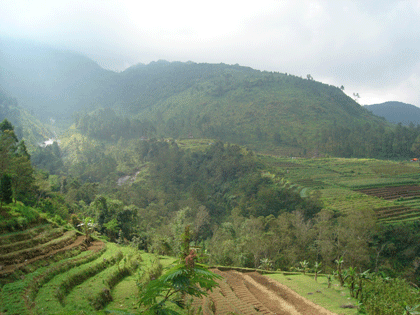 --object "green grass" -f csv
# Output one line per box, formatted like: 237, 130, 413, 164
33, 243, 120, 314
267, 273, 359, 314
63, 246, 141, 313
105, 253, 177, 314
0, 247, 100, 315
